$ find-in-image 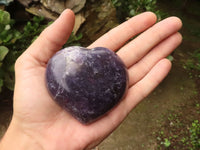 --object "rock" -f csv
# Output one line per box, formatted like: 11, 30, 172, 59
40, 0, 86, 14
26, 4, 85, 33
65, 0, 86, 13
0, 0, 13, 6
79, 0, 119, 46
17, 0, 86, 14
40, 0, 65, 14
46, 46, 128, 124
16, 0, 87, 34
17, 0, 39, 7
73, 13, 85, 34
25, 4, 58, 20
